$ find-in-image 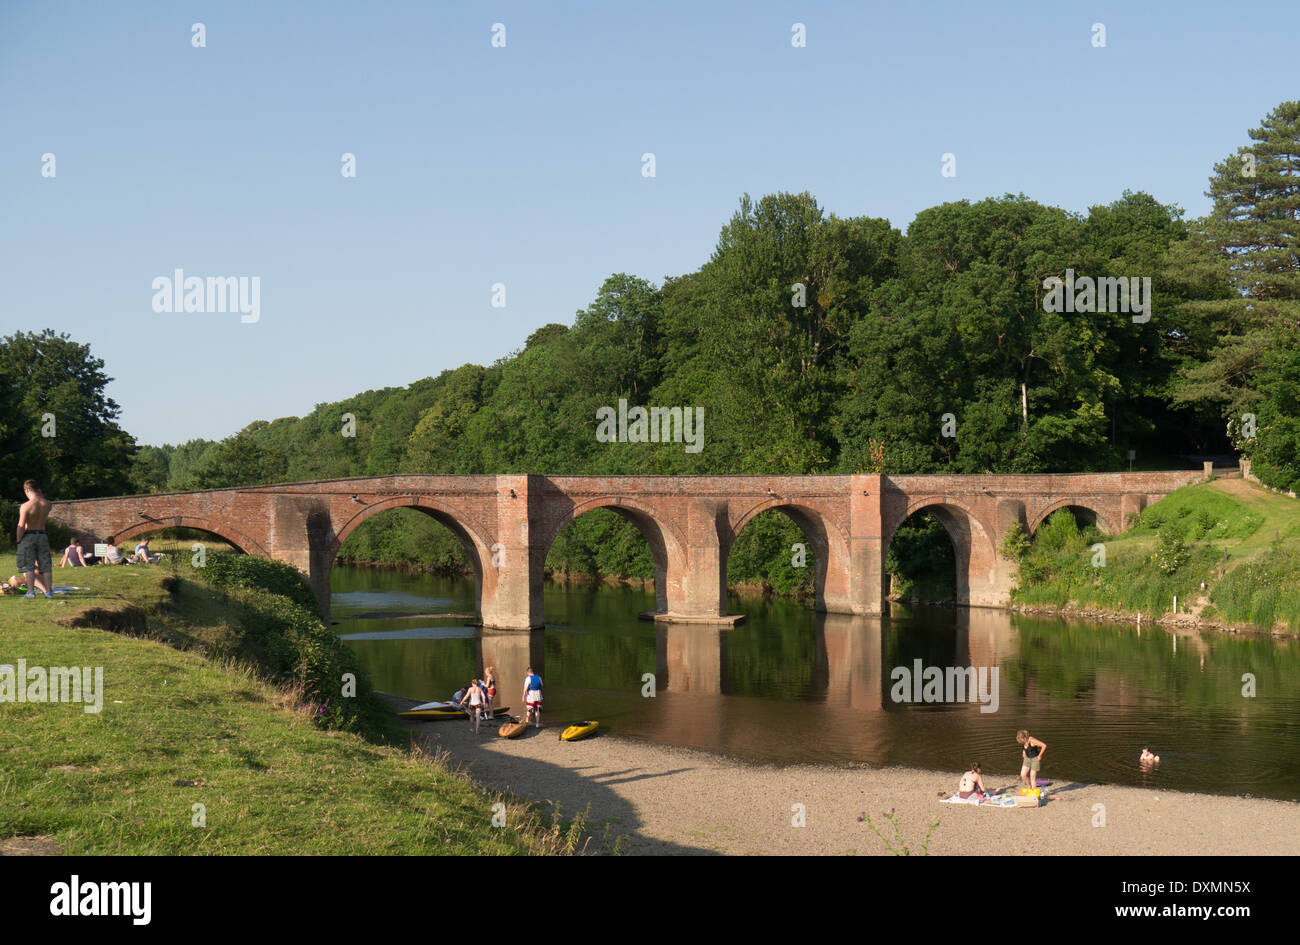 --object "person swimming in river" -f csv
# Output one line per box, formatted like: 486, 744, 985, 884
957, 763, 988, 799
1017, 729, 1047, 789
1140, 747, 1160, 764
